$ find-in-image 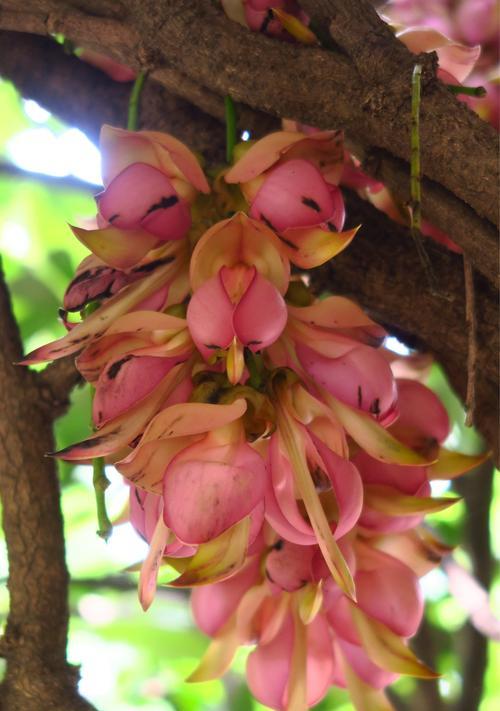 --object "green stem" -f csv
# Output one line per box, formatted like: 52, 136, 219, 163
92, 456, 113, 541
447, 84, 486, 98
224, 95, 237, 164
410, 62, 438, 292
127, 71, 146, 131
